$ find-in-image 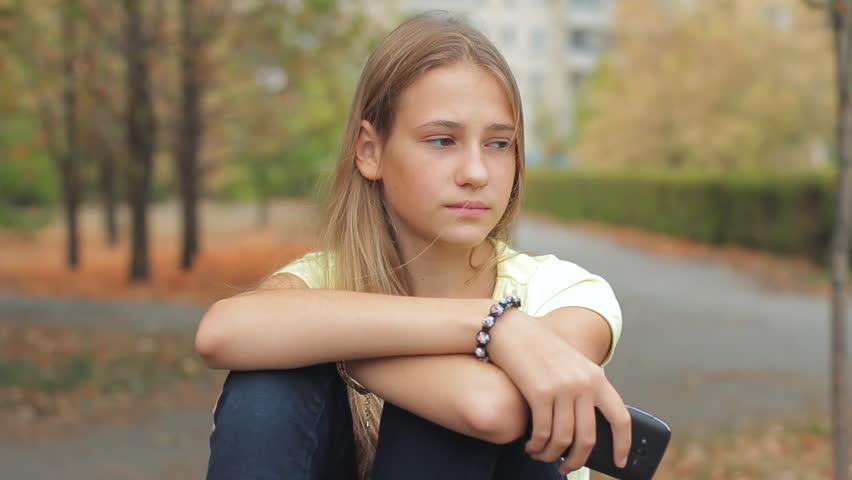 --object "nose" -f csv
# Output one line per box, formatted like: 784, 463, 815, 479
455, 144, 488, 189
